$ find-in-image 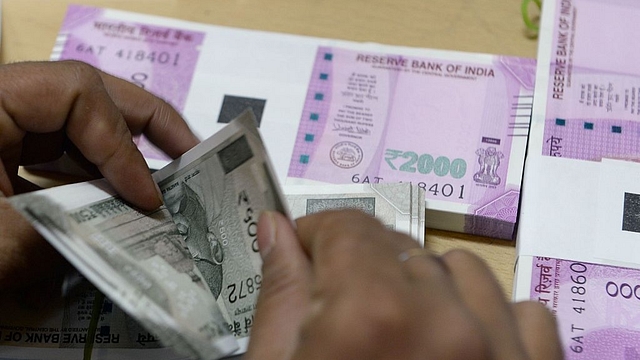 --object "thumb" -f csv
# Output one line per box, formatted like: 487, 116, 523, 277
0, 195, 55, 289
0, 195, 71, 307
245, 211, 312, 360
